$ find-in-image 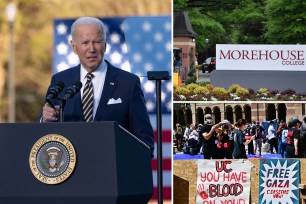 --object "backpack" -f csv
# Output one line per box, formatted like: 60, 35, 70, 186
281, 129, 288, 143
